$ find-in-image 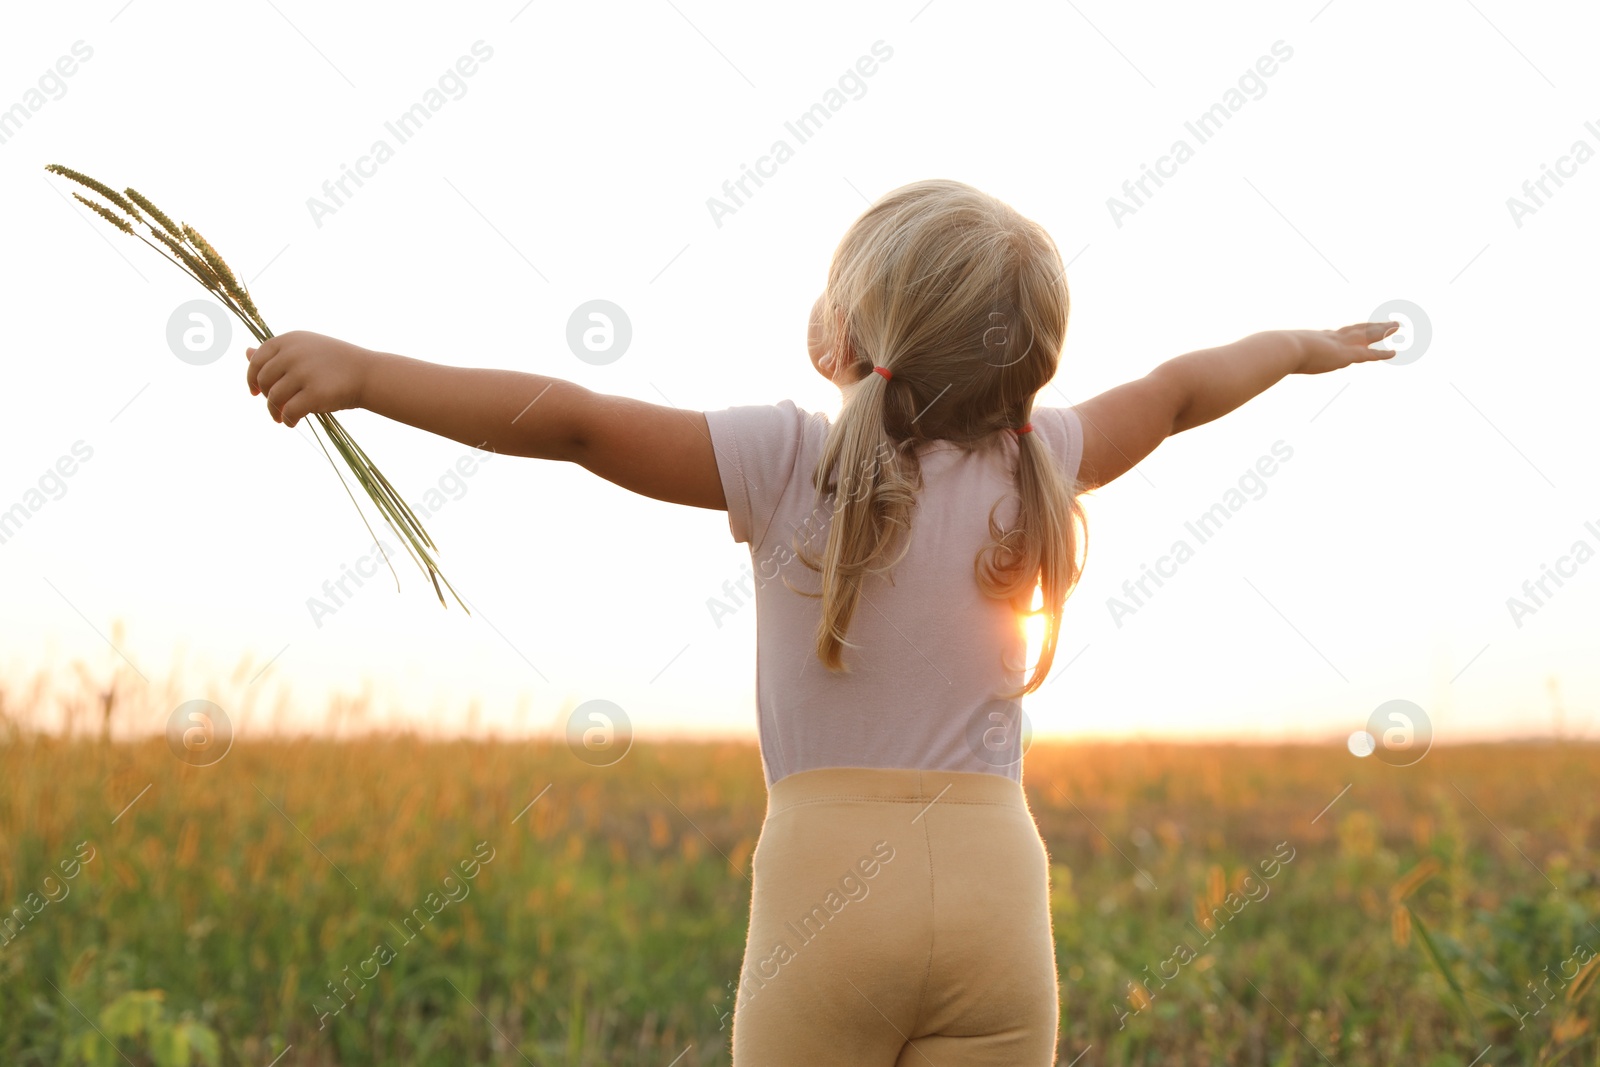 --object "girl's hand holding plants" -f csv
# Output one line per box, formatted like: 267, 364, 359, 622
246, 331, 375, 429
